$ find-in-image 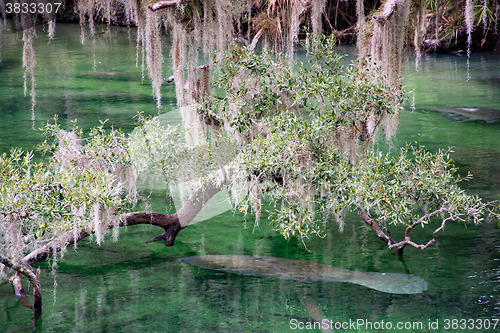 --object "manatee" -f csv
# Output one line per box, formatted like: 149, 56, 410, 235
75, 71, 140, 82
179, 255, 428, 294
429, 106, 500, 123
